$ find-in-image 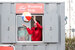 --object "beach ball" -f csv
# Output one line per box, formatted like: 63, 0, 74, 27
22, 12, 32, 22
